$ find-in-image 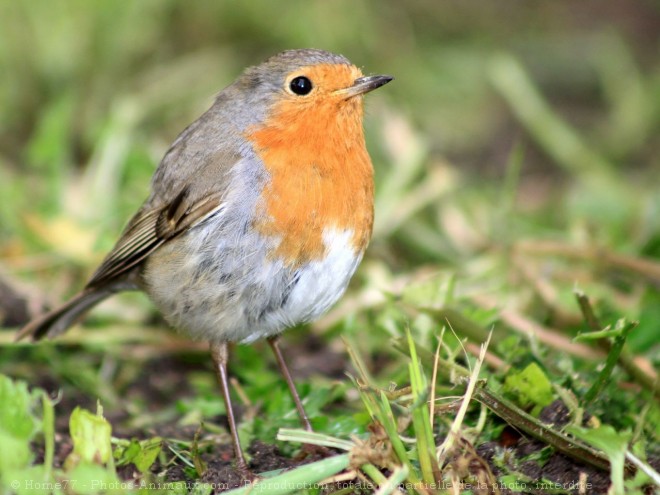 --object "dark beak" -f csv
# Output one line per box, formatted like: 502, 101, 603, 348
336, 74, 394, 98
